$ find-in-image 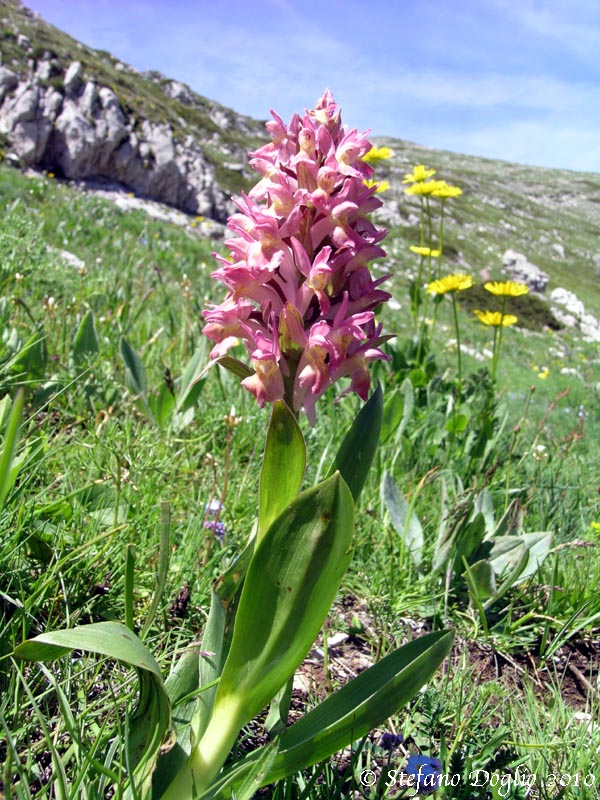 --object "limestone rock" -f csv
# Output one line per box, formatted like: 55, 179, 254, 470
63, 61, 84, 98
502, 249, 550, 292
550, 287, 600, 342
0, 57, 249, 221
